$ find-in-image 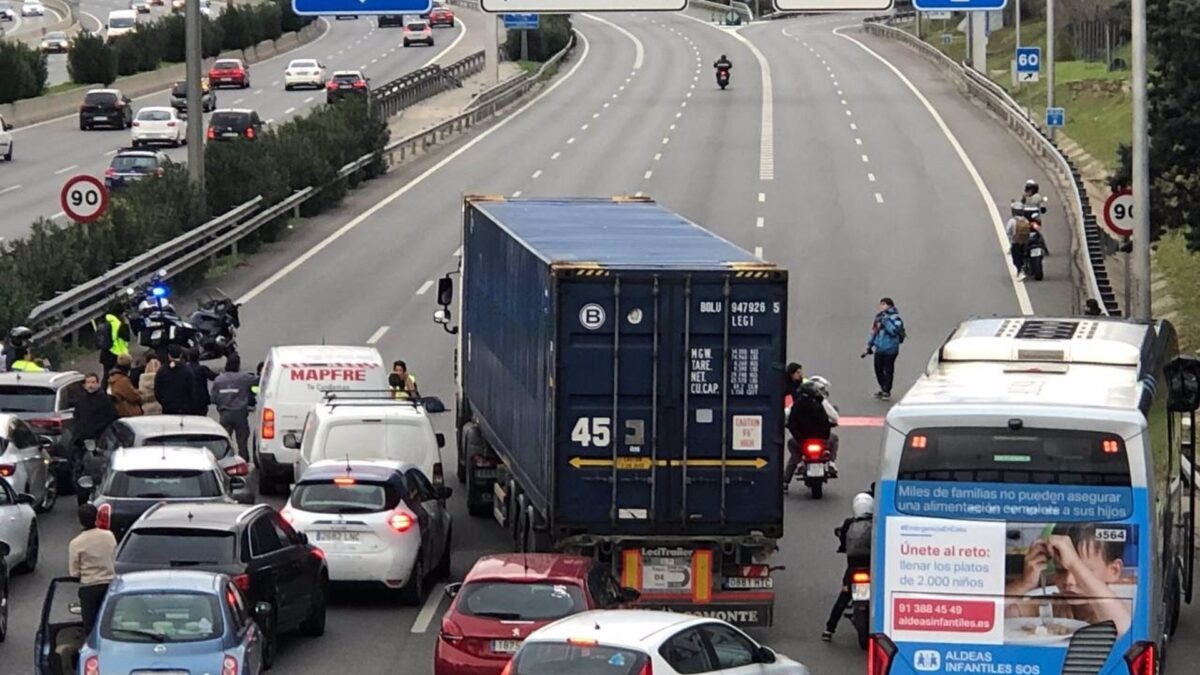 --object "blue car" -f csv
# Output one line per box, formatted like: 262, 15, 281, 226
35, 571, 268, 675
